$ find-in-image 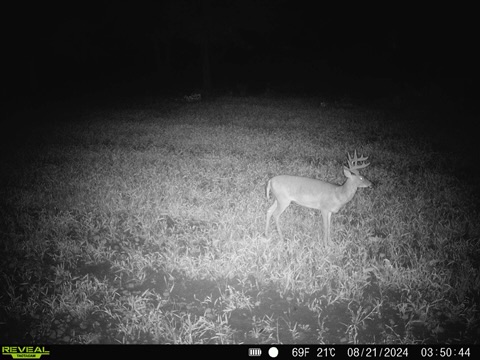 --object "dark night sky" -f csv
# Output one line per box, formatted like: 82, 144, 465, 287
2, 1, 476, 102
